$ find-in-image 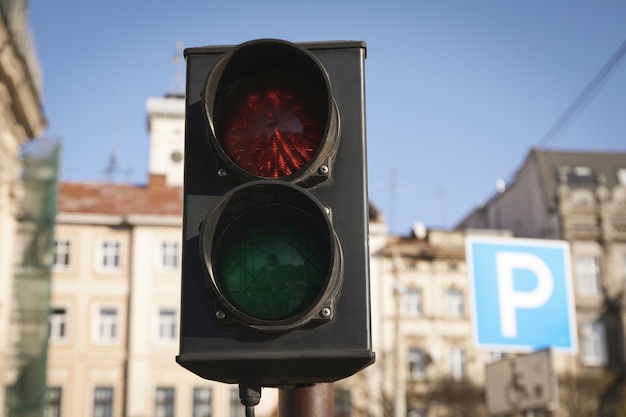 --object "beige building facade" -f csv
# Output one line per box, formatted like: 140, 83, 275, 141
48, 198, 255, 417
46, 94, 282, 417
371, 227, 500, 417
46, 85, 626, 417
